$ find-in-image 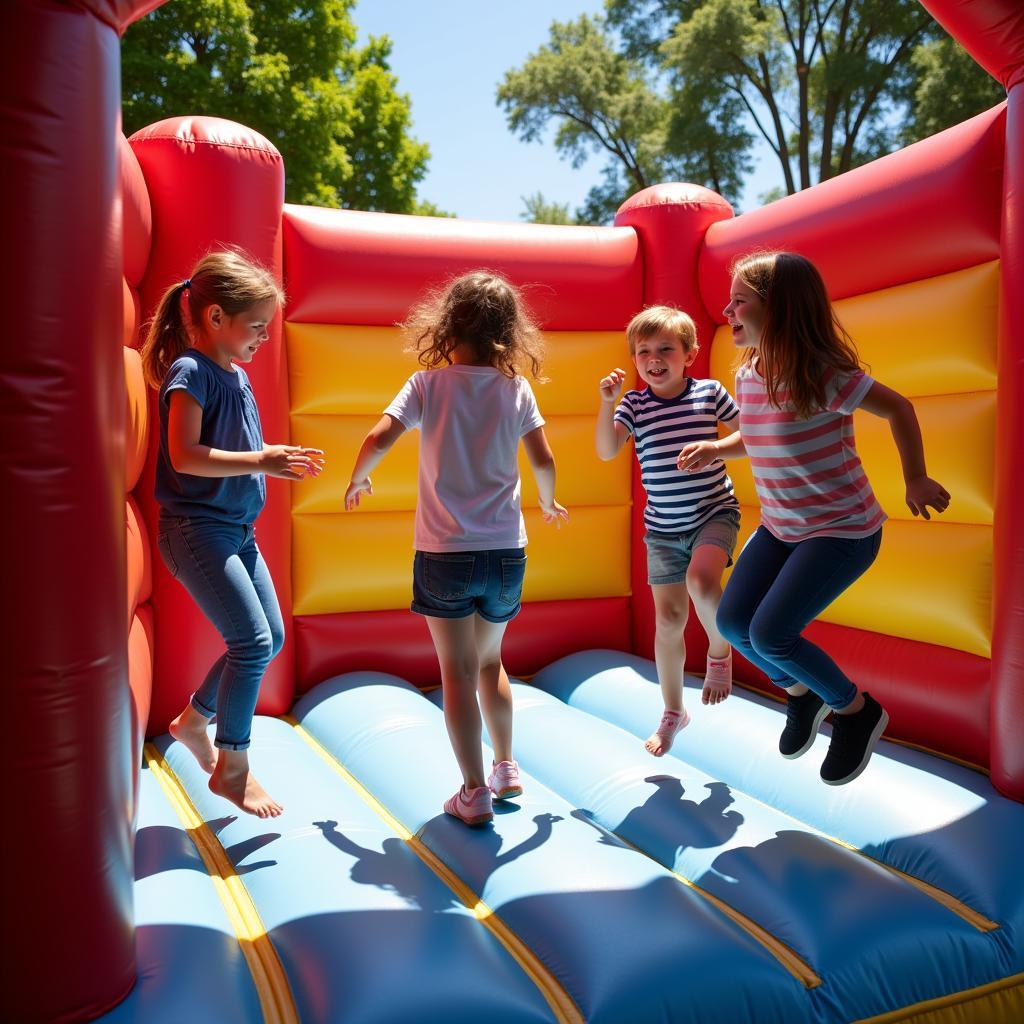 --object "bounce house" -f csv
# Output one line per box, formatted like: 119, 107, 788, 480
6, 1, 1024, 1021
